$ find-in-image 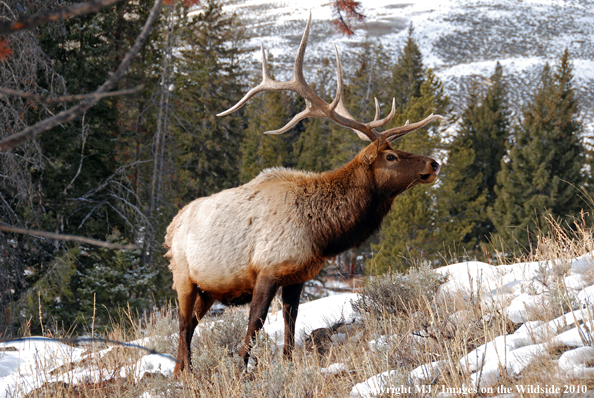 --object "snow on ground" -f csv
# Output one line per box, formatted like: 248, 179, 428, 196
351, 252, 594, 397
264, 293, 359, 346
3, 252, 594, 397
0, 293, 358, 397
0, 338, 85, 397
